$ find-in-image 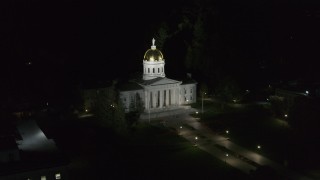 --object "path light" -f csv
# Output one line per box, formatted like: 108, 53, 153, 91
225, 153, 229, 163
257, 145, 261, 149
194, 136, 198, 147
85, 109, 88, 112
284, 114, 288, 118
196, 111, 199, 114
306, 90, 309, 95
226, 130, 229, 134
